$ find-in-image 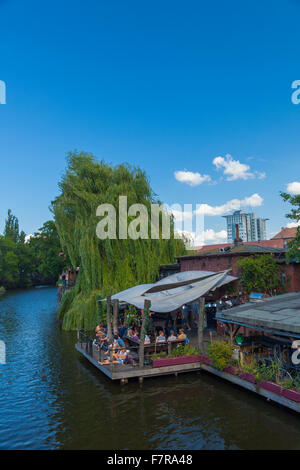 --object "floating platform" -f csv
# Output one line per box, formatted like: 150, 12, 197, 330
75, 343, 201, 382
76, 341, 300, 413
